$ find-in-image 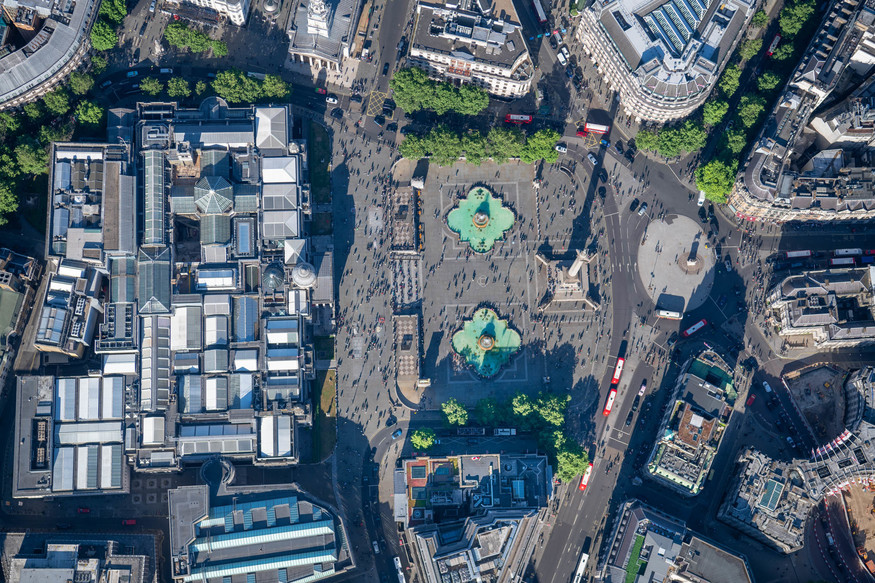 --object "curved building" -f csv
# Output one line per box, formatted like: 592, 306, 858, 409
0, 0, 99, 109
576, 0, 755, 123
